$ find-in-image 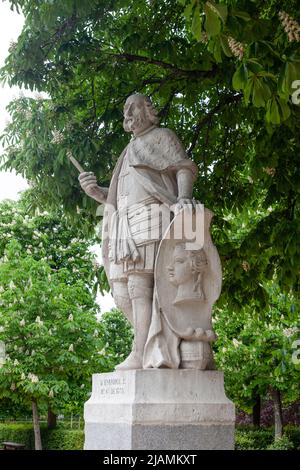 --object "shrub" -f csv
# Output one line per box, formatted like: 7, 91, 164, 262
0, 423, 34, 449
42, 428, 84, 450
266, 435, 294, 450
235, 428, 273, 450
285, 425, 300, 450
236, 426, 300, 450
0, 423, 83, 450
